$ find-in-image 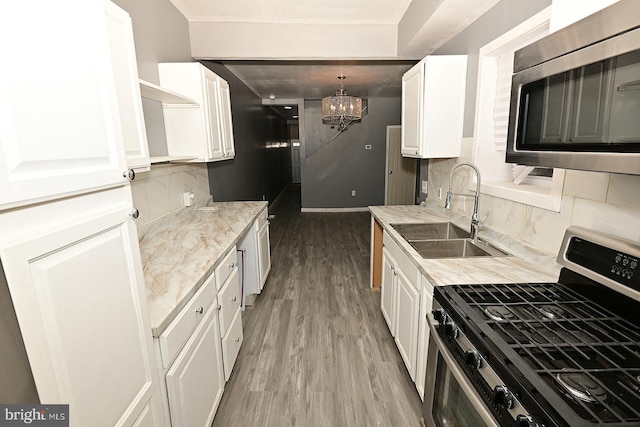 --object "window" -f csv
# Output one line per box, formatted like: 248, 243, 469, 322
472, 7, 565, 212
